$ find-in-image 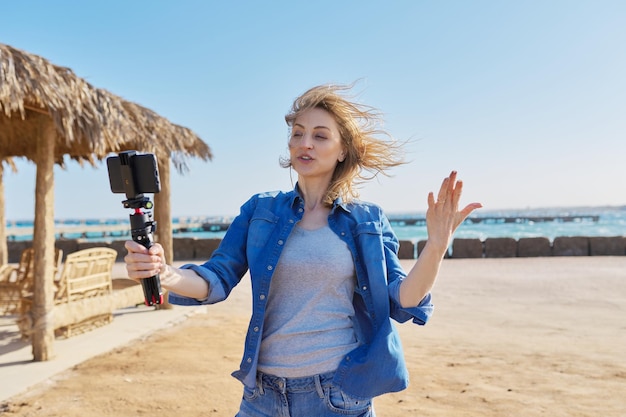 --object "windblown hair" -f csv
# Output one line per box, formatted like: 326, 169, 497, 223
281, 83, 406, 206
